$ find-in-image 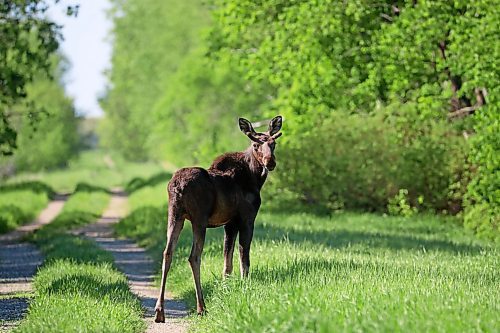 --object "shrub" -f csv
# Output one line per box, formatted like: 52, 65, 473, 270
464, 92, 500, 240
274, 106, 468, 214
